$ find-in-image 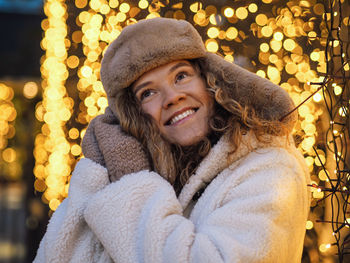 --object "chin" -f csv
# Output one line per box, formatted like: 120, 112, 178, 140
172, 134, 207, 147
